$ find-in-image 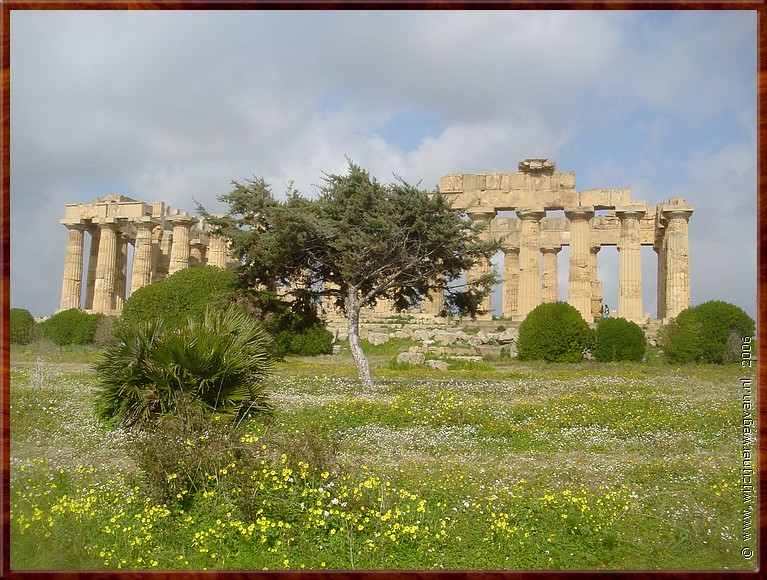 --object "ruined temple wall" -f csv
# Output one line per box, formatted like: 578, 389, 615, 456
438, 159, 693, 323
